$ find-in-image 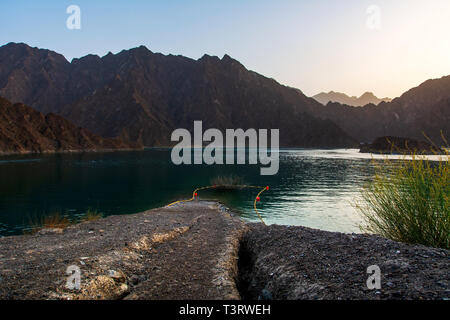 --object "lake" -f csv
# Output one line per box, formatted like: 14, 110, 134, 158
1, 148, 441, 236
